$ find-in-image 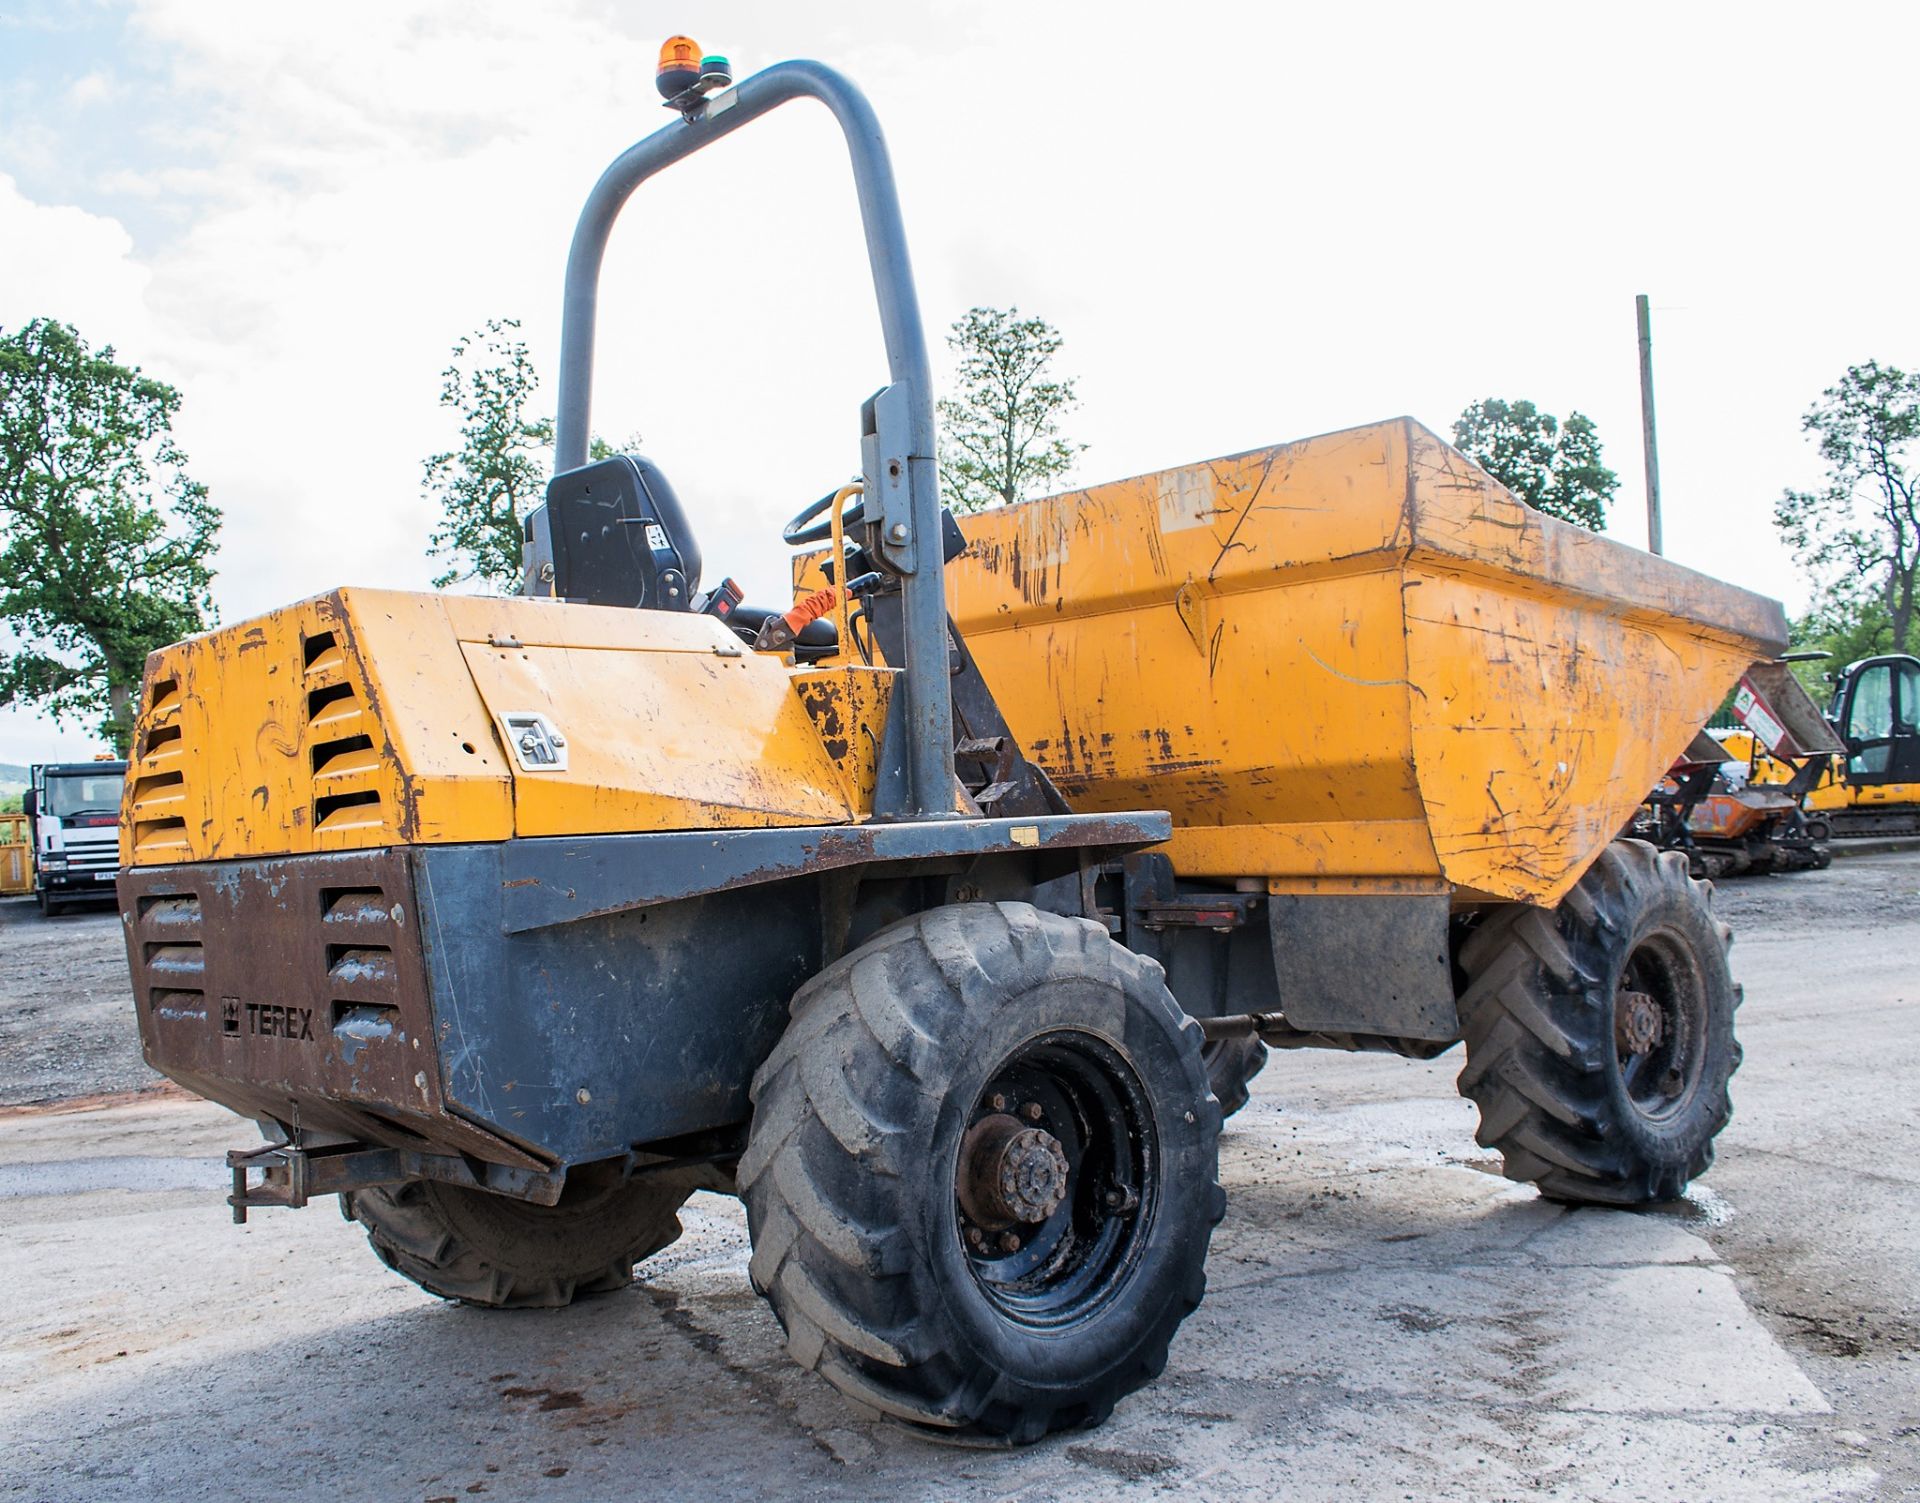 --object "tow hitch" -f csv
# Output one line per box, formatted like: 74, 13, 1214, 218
225, 1140, 567, 1224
